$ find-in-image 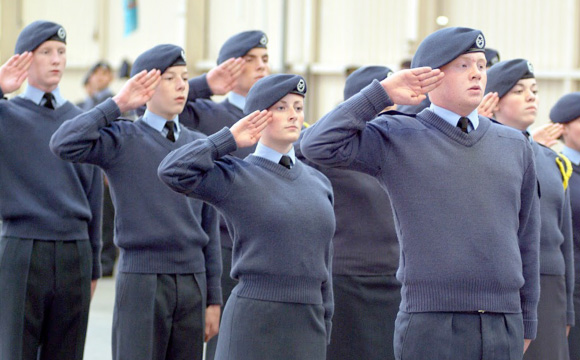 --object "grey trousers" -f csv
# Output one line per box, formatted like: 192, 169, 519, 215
112, 272, 206, 360
205, 246, 236, 360
394, 311, 524, 360
0, 237, 92, 360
